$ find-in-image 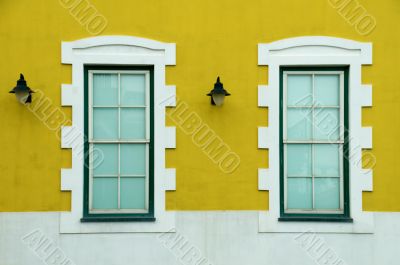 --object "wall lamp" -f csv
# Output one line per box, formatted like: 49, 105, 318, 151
207, 77, 231, 106
9, 74, 34, 104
